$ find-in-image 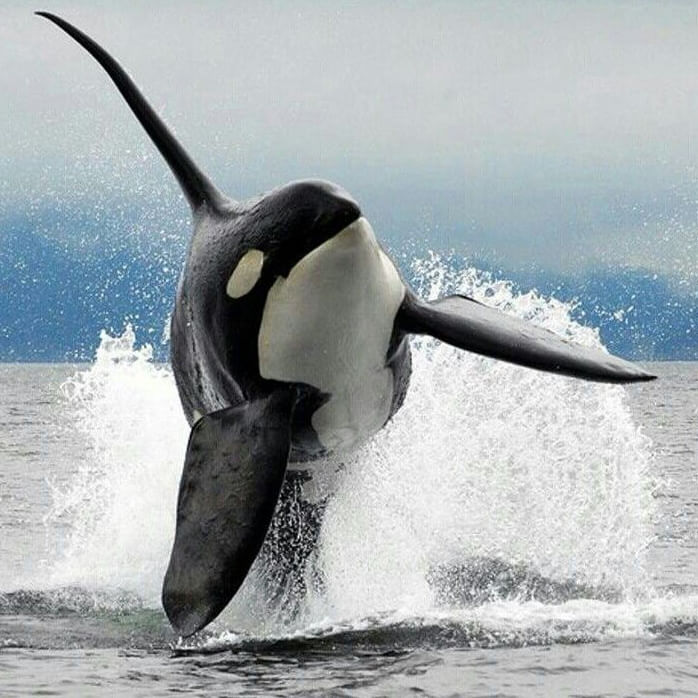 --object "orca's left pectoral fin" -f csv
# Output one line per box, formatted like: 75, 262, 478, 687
398, 292, 656, 383
162, 389, 295, 637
